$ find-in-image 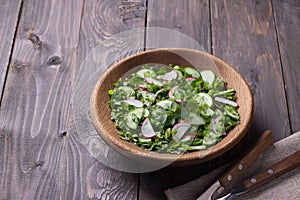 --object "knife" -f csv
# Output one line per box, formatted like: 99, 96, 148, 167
197, 130, 273, 200
216, 148, 300, 200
